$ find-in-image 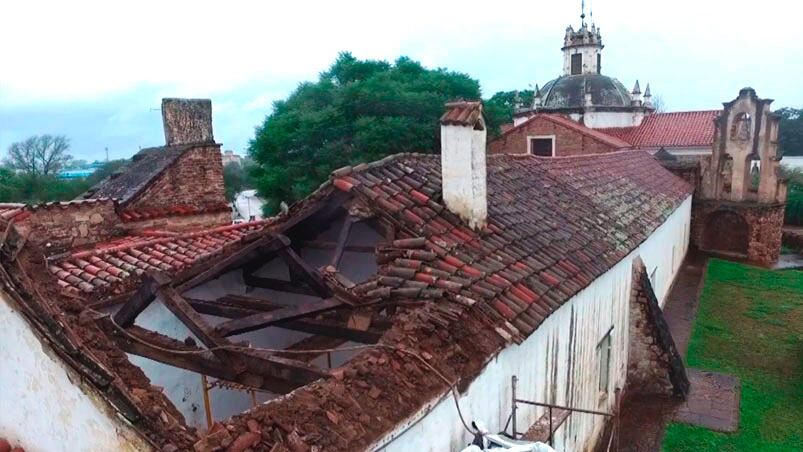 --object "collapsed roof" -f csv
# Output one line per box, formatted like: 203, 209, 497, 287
1, 150, 692, 451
